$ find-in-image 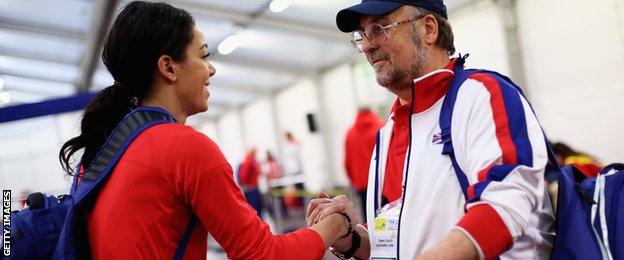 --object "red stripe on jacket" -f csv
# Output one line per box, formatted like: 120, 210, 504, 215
469, 73, 518, 164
